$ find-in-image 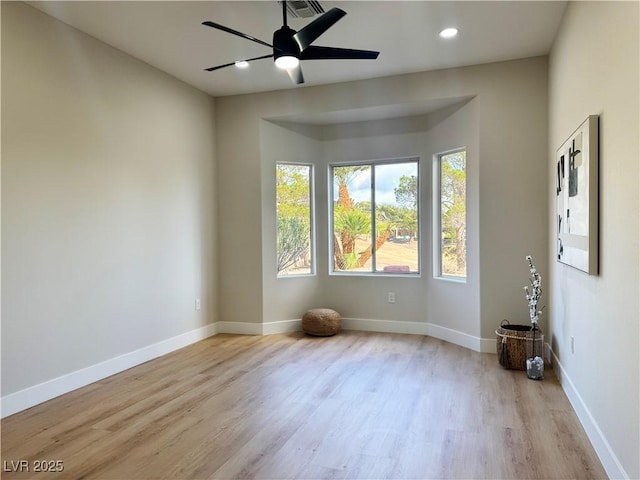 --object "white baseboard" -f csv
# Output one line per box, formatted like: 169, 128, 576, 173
425, 322, 484, 352
217, 317, 495, 354
341, 317, 428, 336
215, 319, 302, 335
341, 317, 494, 354
262, 319, 302, 335
550, 348, 628, 479
219, 318, 493, 354
1, 323, 217, 418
